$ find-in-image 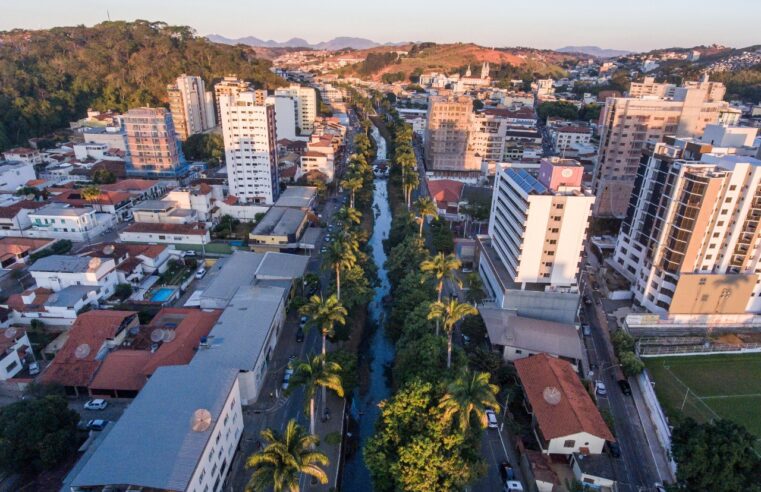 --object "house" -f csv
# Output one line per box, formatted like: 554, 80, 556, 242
119, 222, 210, 246
551, 125, 593, 151
427, 179, 465, 220
0, 238, 56, 269
249, 207, 309, 253
88, 308, 221, 398
2, 147, 42, 165
0, 160, 37, 192
48, 188, 134, 222
67, 364, 242, 492
39, 310, 139, 396
27, 203, 111, 242
300, 151, 333, 182
570, 453, 618, 491
100, 179, 168, 203
28, 255, 119, 299
2, 286, 102, 326
0, 200, 46, 234
0, 327, 33, 380
131, 200, 198, 224
165, 185, 215, 221
515, 354, 613, 456
77, 243, 174, 285
479, 308, 584, 369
